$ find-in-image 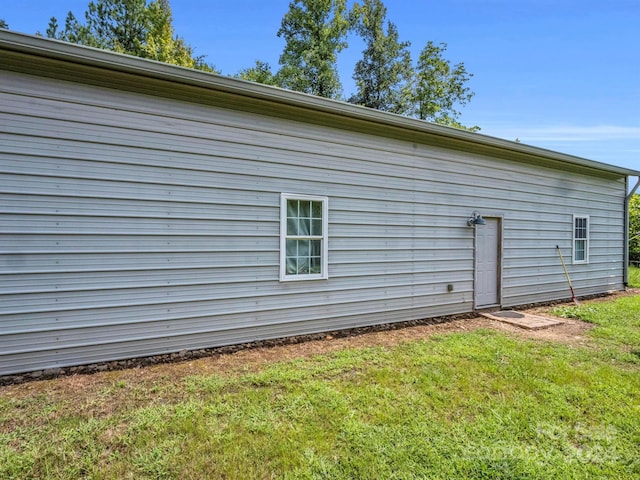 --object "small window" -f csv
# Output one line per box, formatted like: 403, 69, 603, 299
280, 193, 328, 281
573, 215, 589, 264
